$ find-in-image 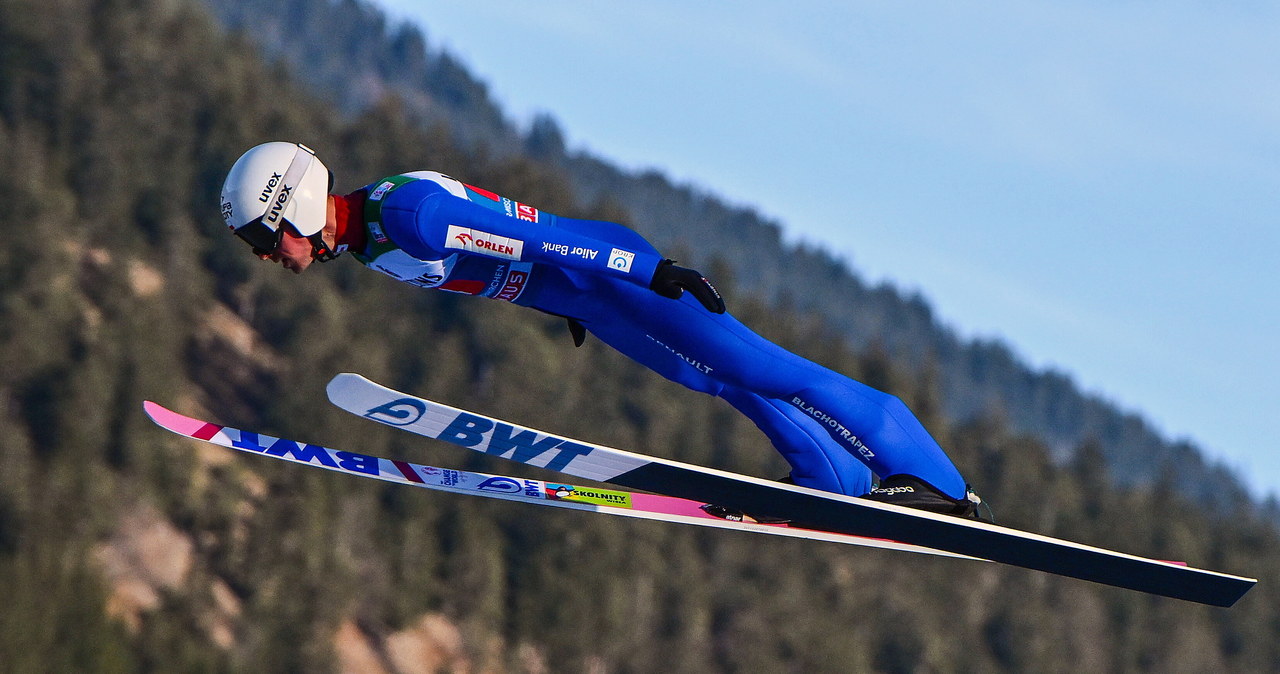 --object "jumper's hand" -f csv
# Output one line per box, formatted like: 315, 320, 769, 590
649, 260, 726, 314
